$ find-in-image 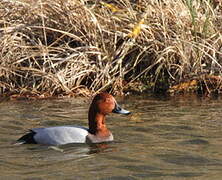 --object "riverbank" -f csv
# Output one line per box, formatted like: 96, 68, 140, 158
1, 0, 221, 98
